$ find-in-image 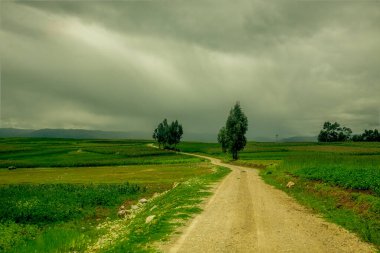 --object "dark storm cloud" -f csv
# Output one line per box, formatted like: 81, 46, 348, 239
1, 0, 380, 139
